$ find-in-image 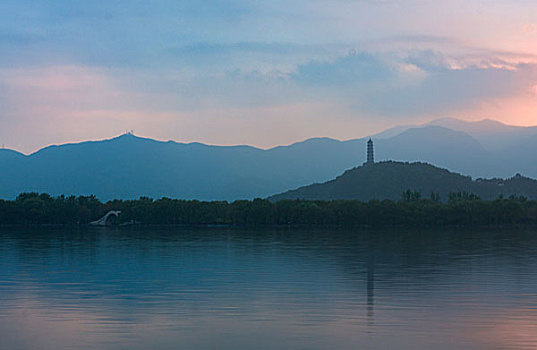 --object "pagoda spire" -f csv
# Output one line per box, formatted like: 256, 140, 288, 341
366, 138, 374, 164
